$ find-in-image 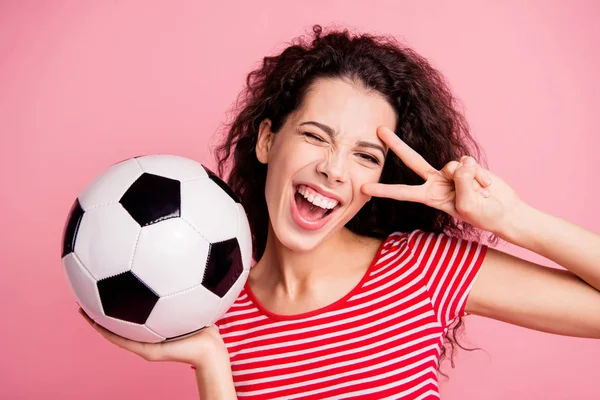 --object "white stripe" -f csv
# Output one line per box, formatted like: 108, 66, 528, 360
264, 358, 438, 400
237, 351, 436, 398
225, 273, 427, 352
355, 250, 413, 298
439, 240, 470, 324
418, 233, 443, 297
233, 316, 438, 374
339, 376, 438, 400
445, 242, 482, 323
220, 238, 404, 327
220, 234, 404, 328
371, 237, 408, 268
222, 260, 425, 341
220, 307, 257, 318
234, 332, 440, 387
422, 233, 451, 320
455, 247, 485, 319
228, 292, 430, 358
397, 387, 440, 400
426, 233, 451, 306
363, 244, 411, 288
218, 314, 269, 332
234, 293, 248, 302
228, 300, 252, 308
426, 234, 460, 323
